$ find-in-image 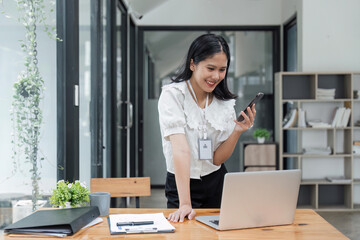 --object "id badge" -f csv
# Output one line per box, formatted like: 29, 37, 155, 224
198, 138, 213, 160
